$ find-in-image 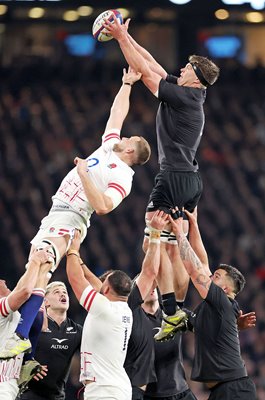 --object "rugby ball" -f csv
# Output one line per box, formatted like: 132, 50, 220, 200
92, 9, 123, 42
